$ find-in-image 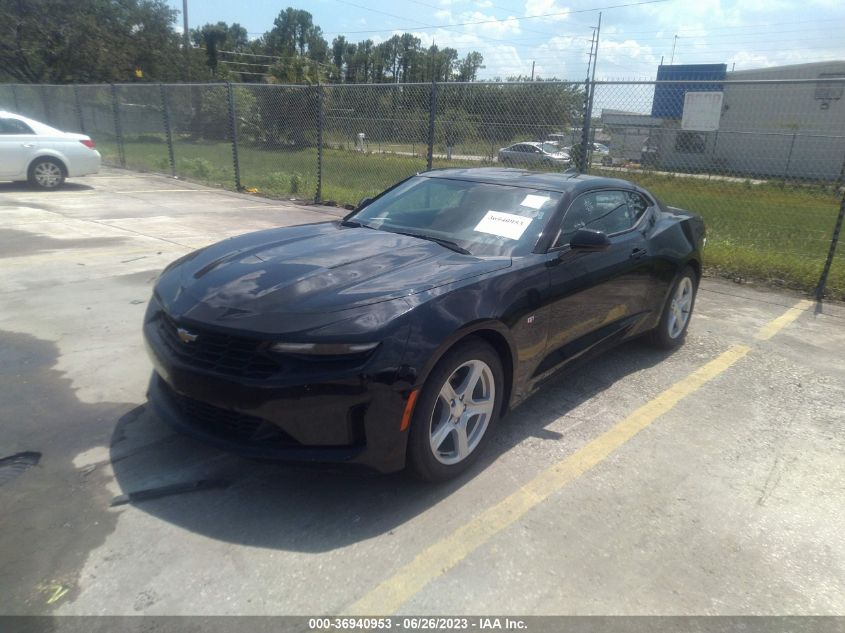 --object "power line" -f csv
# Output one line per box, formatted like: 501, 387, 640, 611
219, 49, 337, 68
